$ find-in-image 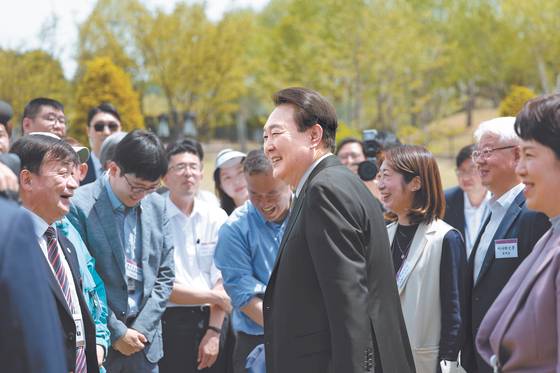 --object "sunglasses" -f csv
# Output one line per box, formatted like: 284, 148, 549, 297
93, 121, 120, 132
